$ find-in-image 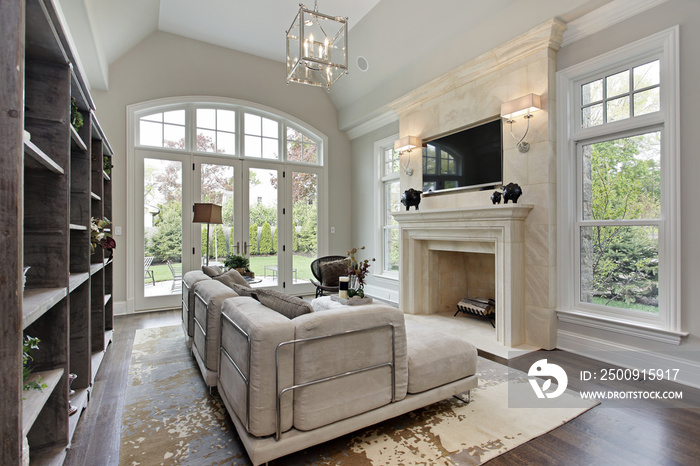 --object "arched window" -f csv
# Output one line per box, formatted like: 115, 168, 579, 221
127, 97, 327, 311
